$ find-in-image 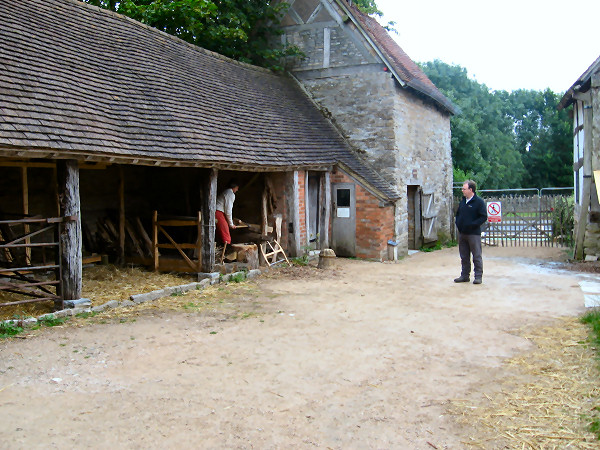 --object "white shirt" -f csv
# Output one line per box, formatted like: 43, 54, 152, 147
216, 188, 235, 227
